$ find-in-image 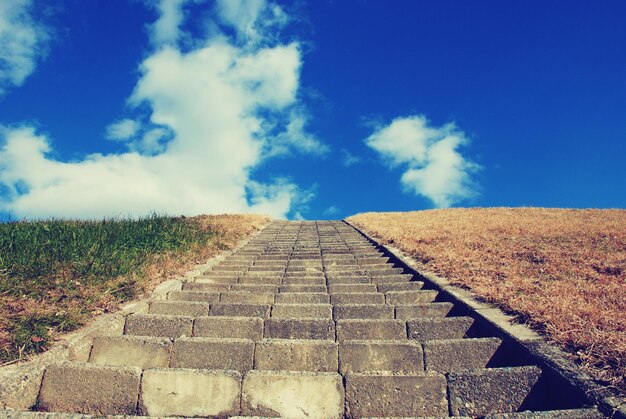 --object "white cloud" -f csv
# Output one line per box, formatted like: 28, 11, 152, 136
323, 206, 340, 216
341, 149, 361, 167
0, 0, 50, 96
0, 0, 323, 220
366, 115, 480, 208
149, 0, 187, 47
105, 119, 141, 141
216, 0, 288, 44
